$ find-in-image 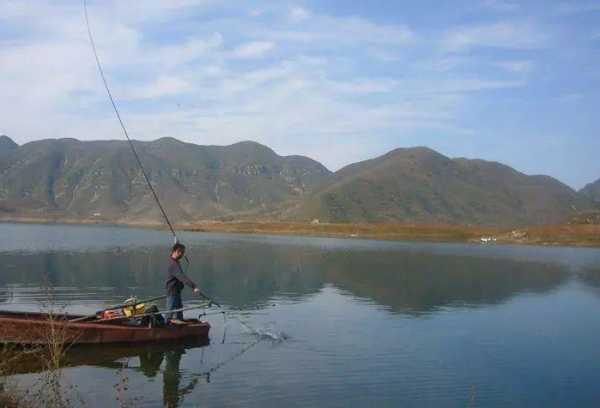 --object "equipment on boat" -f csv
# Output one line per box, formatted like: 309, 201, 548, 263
122, 297, 146, 317
93, 303, 211, 324
70, 295, 168, 323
